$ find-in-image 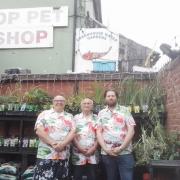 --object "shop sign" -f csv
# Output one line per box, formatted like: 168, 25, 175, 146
0, 6, 68, 48
0, 6, 68, 27
0, 27, 53, 48
75, 28, 119, 73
